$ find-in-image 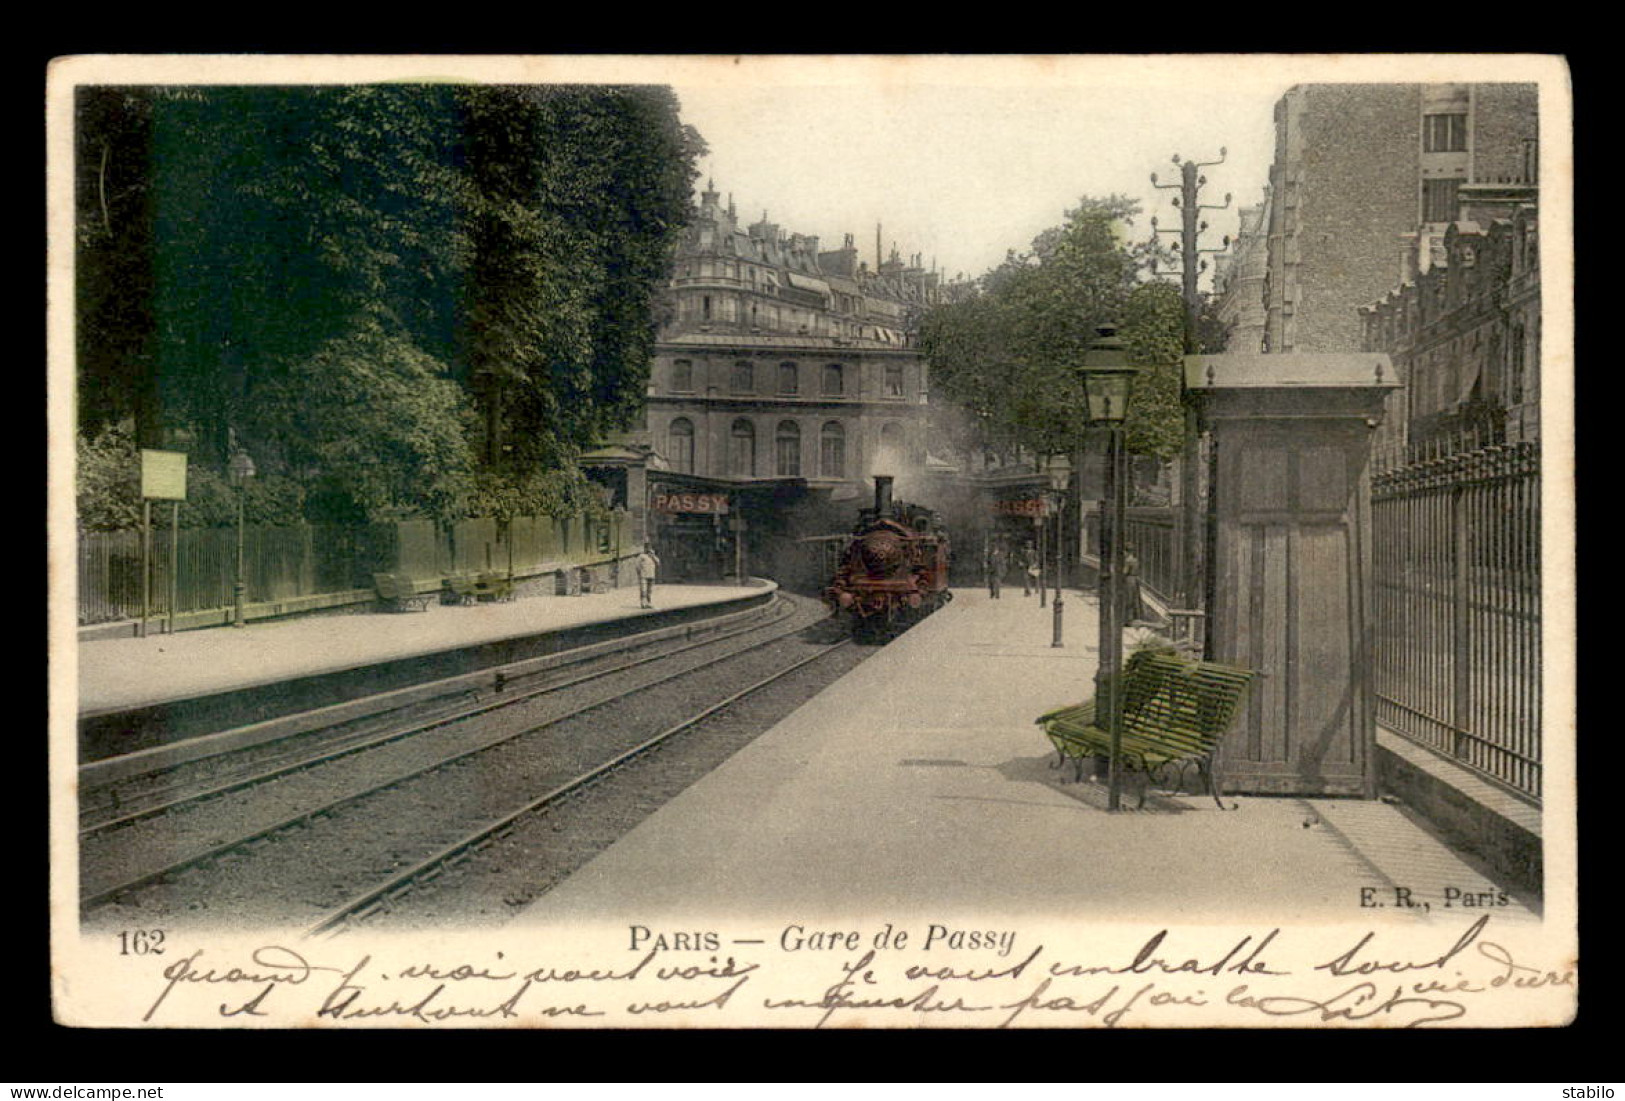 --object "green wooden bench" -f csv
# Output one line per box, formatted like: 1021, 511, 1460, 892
444, 571, 516, 605
1035, 648, 1257, 809
373, 572, 440, 613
